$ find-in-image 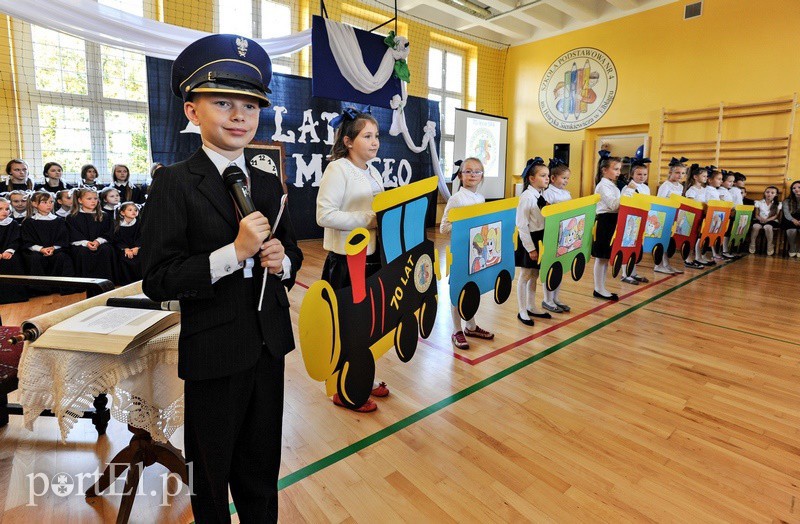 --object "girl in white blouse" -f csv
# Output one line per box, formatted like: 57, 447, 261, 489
620, 158, 651, 285
316, 108, 387, 413
654, 157, 687, 274
592, 151, 622, 301
719, 170, 738, 259
541, 158, 573, 312
704, 168, 724, 260
749, 186, 782, 255
440, 158, 495, 349
514, 157, 552, 326
683, 164, 711, 268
